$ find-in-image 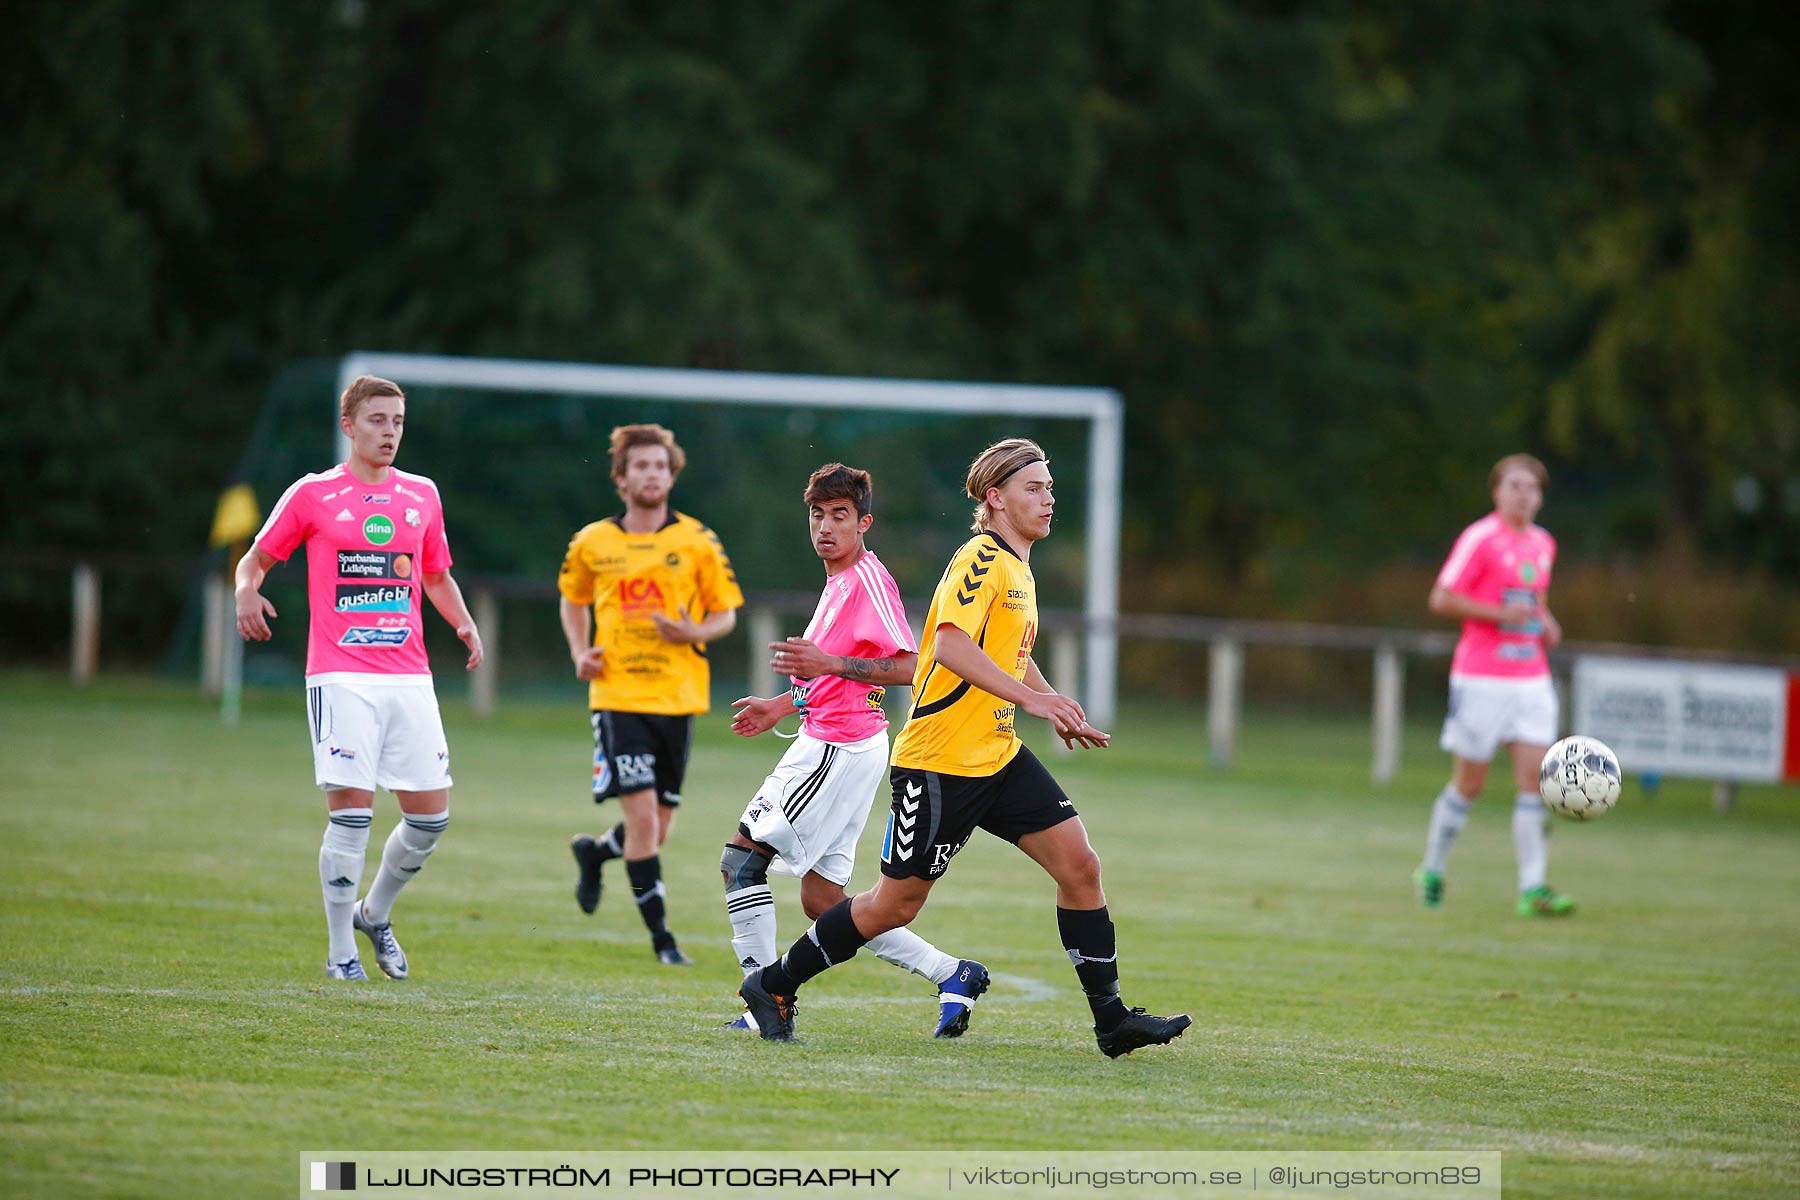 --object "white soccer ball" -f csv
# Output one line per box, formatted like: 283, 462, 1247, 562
1539, 735, 1622, 820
